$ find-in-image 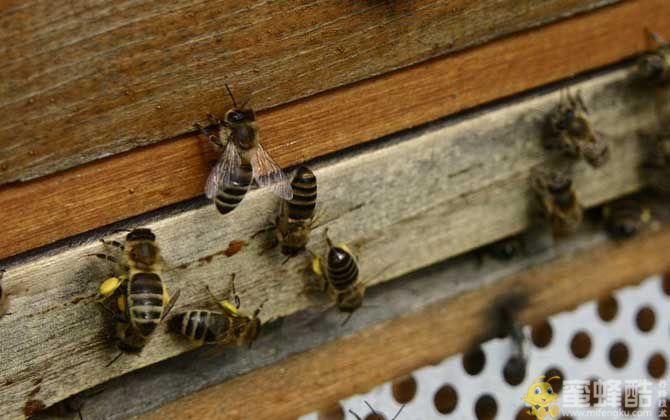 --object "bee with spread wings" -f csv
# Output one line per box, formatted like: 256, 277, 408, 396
198, 85, 293, 215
